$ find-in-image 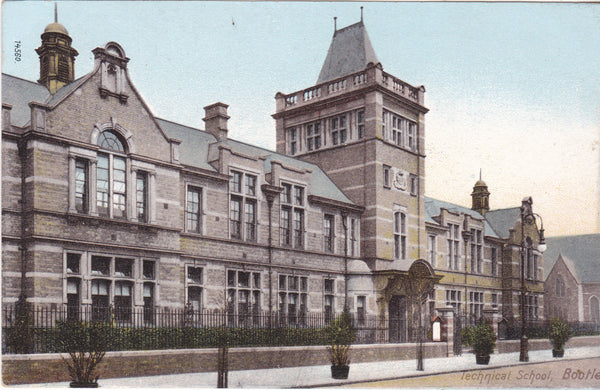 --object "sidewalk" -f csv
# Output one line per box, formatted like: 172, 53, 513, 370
15, 346, 600, 388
